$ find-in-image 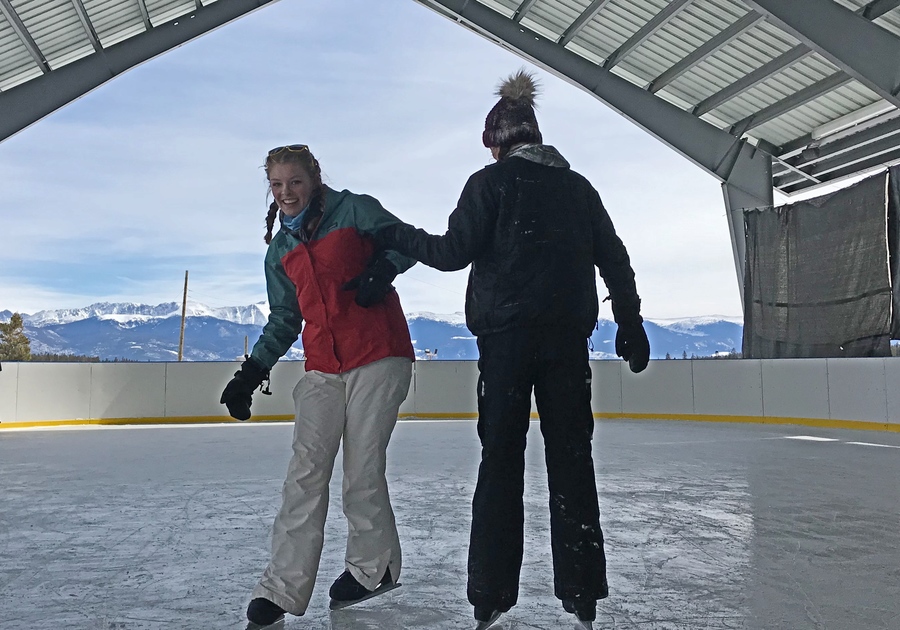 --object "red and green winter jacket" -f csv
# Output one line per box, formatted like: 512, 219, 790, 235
250, 186, 415, 374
